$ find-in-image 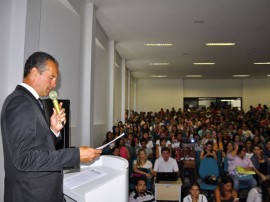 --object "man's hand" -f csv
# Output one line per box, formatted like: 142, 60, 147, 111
80, 146, 102, 163
50, 102, 66, 133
